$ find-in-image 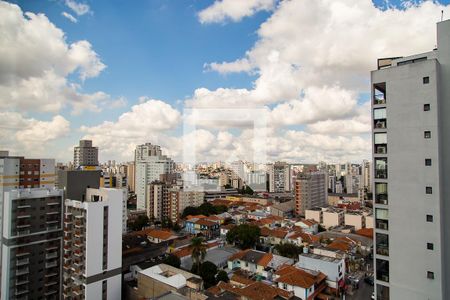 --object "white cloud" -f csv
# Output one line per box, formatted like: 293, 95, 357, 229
0, 112, 70, 154
65, 0, 91, 16
62, 11, 77, 23
198, 0, 276, 24
0, 1, 112, 114
205, 58, 253, 74
80, 99, 181, 161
